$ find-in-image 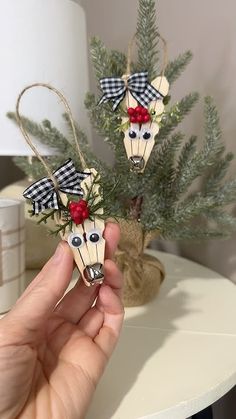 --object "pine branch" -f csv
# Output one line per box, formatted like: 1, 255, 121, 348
174, 178, 236, 225
109, 49, 127, 77
157, 92, 199, 141
90, 37, 111, 82
7, 112, 77, 179
141, 133, 184, 229
12, 156, 63, 180
206, 209, 236, 228
150, 132, 184, 184
165, 51, 193, 85
84, 93, 123, 151
171, 135, 198, 197
174, 194, 220, 224
7, 113, 70, 154
136, 0, 159, 80
62, 113, 111, 175
202, 151, 234, 195
167, 97, 225, 204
